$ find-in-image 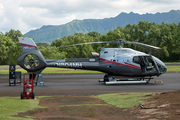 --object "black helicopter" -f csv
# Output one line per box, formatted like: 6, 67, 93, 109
17, 37, 167, 84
